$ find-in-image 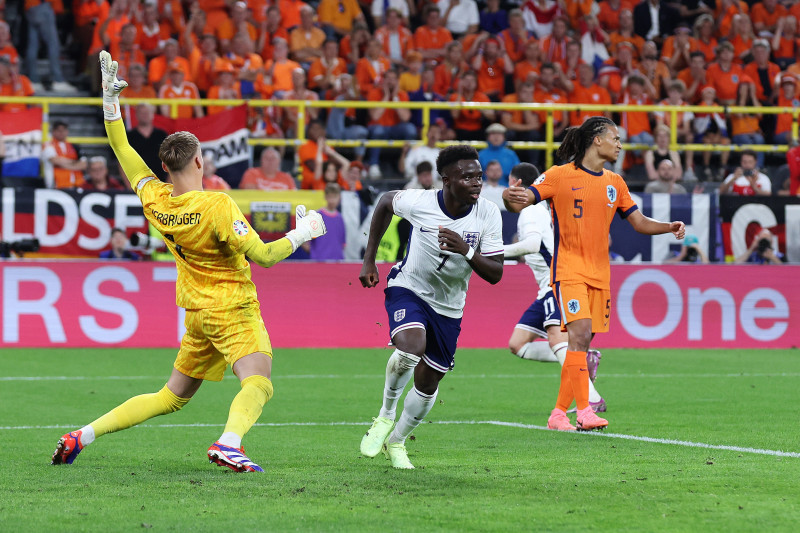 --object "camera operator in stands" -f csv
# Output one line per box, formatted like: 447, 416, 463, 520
666, 234, 710, 263
719, 150, 772, 196
99, 228, 140, 260
734, 228, 785, 264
